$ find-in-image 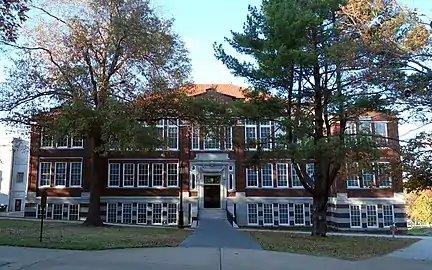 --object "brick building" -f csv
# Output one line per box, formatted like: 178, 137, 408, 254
24, 84, 407, 231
